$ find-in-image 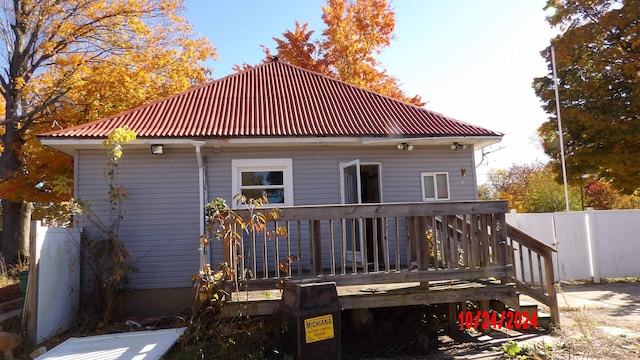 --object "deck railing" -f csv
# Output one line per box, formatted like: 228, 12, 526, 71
224, 201, 511, 290
218, 200, 559, 325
